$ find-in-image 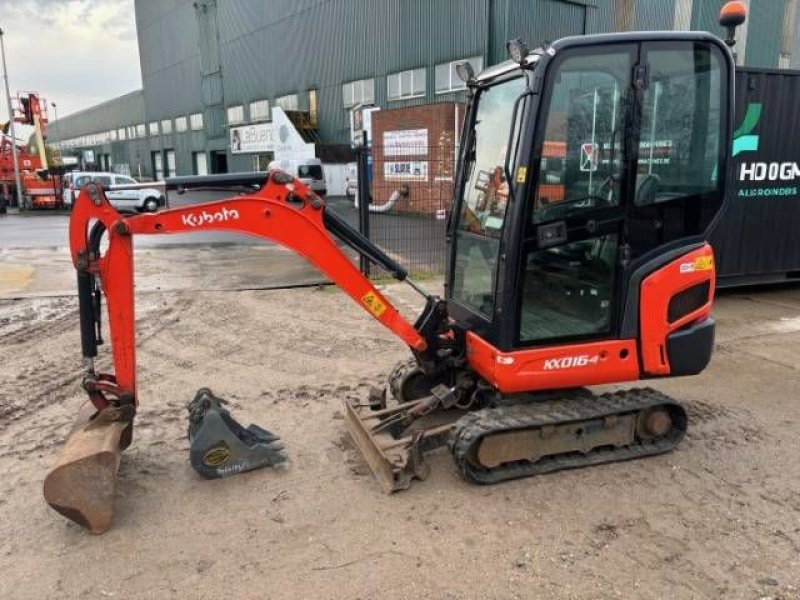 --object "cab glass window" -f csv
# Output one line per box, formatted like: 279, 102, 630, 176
457, 77, 526, 239
451, 76, 526, 317
532, 50, 631, 224
635, 45, 722, 206
519, 234, 618, 342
